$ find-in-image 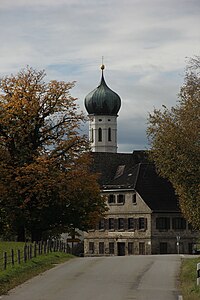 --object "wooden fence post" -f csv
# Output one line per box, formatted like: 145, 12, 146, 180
30, 244, 32, 259
11, 249, 14, 266
4, 252, 7, 270
18, 249, 21, 264
24, 245, 27, 263
34, 242, 37, 257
